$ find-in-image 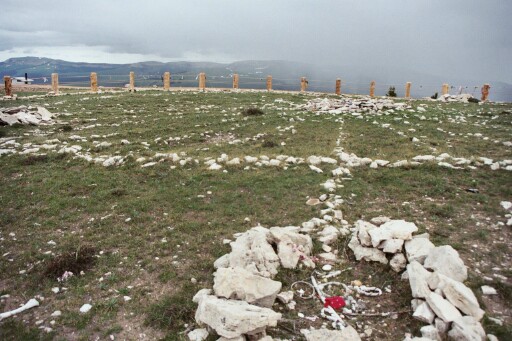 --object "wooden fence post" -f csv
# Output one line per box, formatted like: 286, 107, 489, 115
4, 76, 12, 96
163, 72, 170, 90
481, 84, 490, 101
51, 73, 59, 94
233, 74, 239, 89
442, 83, 449, 95
266, 75, 272, 91
370, 80, 376, 97
199, 72, 206, 90
129, 72, 135, 92
300, 77, 308, 92
335, 79, 341, 95
90, 72, 98, 92
405, 82, 411, 99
